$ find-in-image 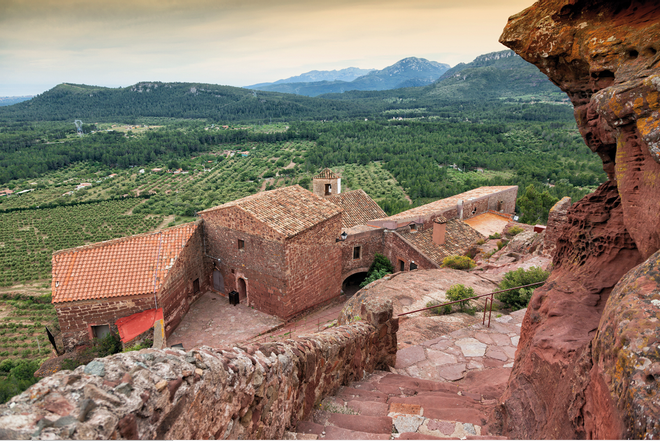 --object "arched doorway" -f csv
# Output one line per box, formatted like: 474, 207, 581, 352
237, 278, 247, 302
342, 272, 368, 297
